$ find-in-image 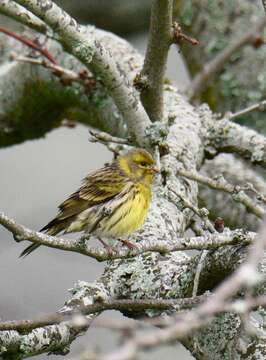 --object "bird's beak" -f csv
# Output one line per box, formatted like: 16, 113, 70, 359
149, 166, 160, 174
